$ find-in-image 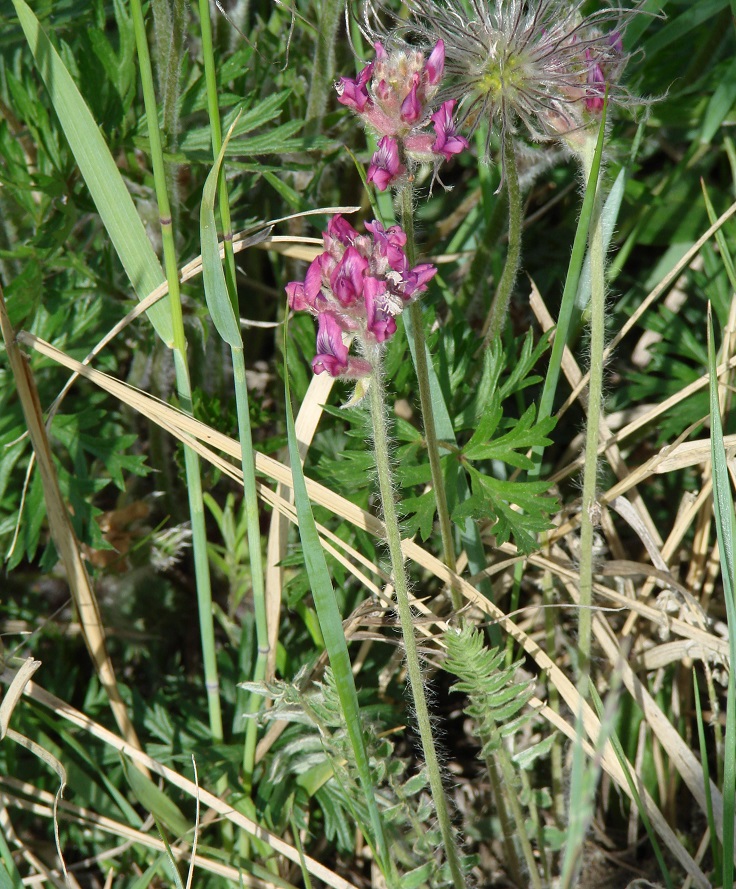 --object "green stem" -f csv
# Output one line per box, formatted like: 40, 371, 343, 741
197, 0, 268, 791
197, 0, 238, 307
486, 745, 542, 889
304, 0, 344, 133
130, 0, 223, 743
232, 346, 269, 791
398, 184, 461, 611
577, 136, 606, 695
484, 753, 526, 888
367, 349, 467, 889
482, 133, 523, 347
